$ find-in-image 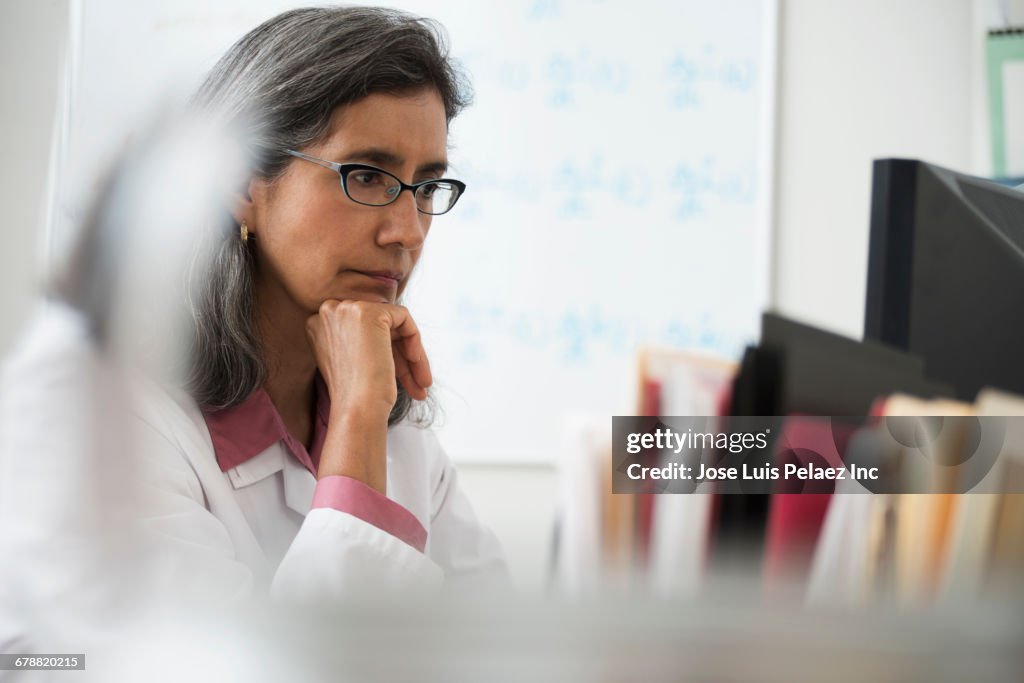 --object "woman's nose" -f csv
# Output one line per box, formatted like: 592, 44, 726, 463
378, 189, 428, 251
